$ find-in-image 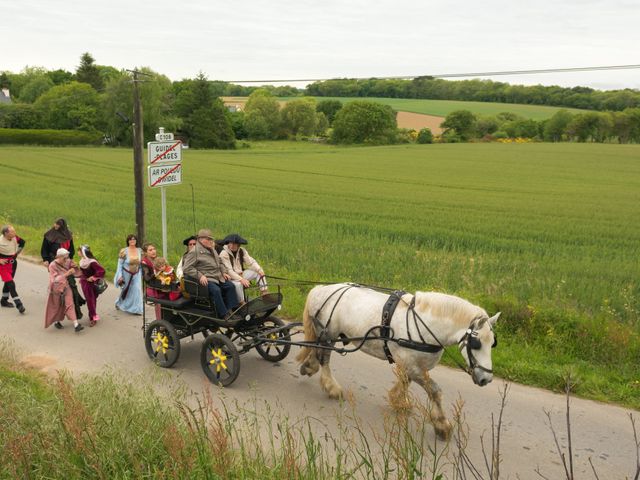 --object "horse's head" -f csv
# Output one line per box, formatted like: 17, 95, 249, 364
459, 312, 500, 386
